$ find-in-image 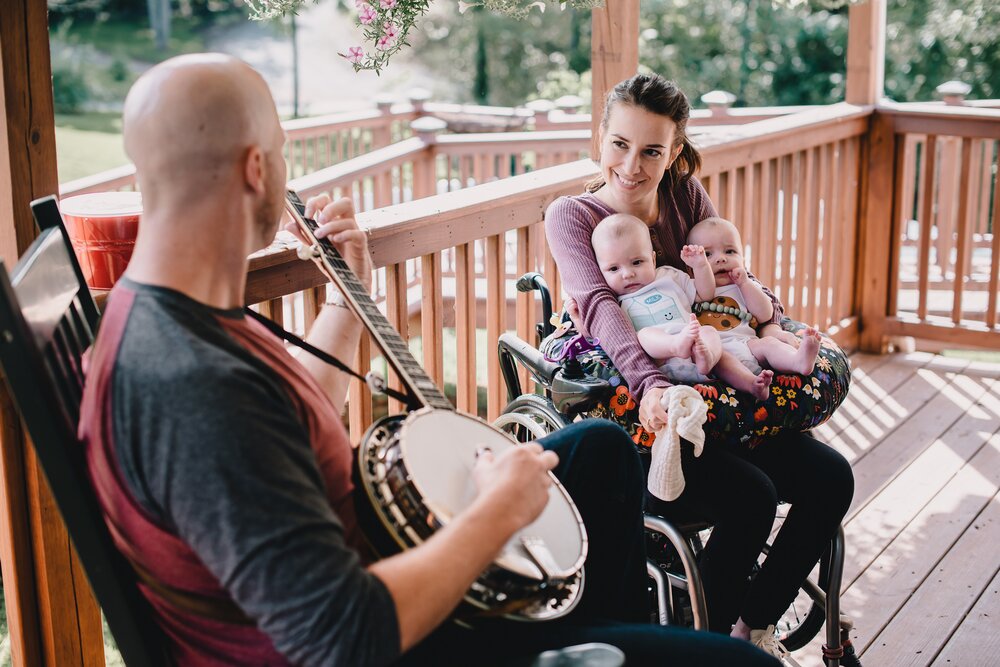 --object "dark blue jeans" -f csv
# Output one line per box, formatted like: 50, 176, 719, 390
397, 420, 779, 666
645, 429, 854, 633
